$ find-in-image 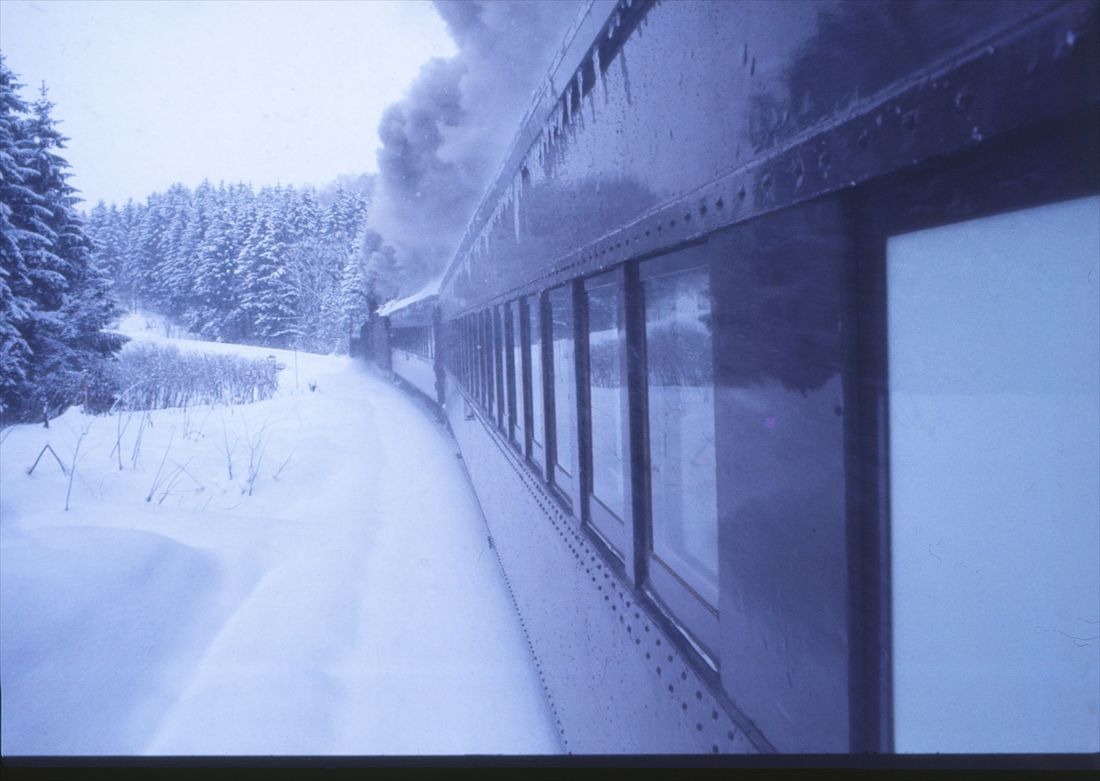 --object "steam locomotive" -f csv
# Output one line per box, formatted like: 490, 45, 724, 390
360, 0, 1100, 755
